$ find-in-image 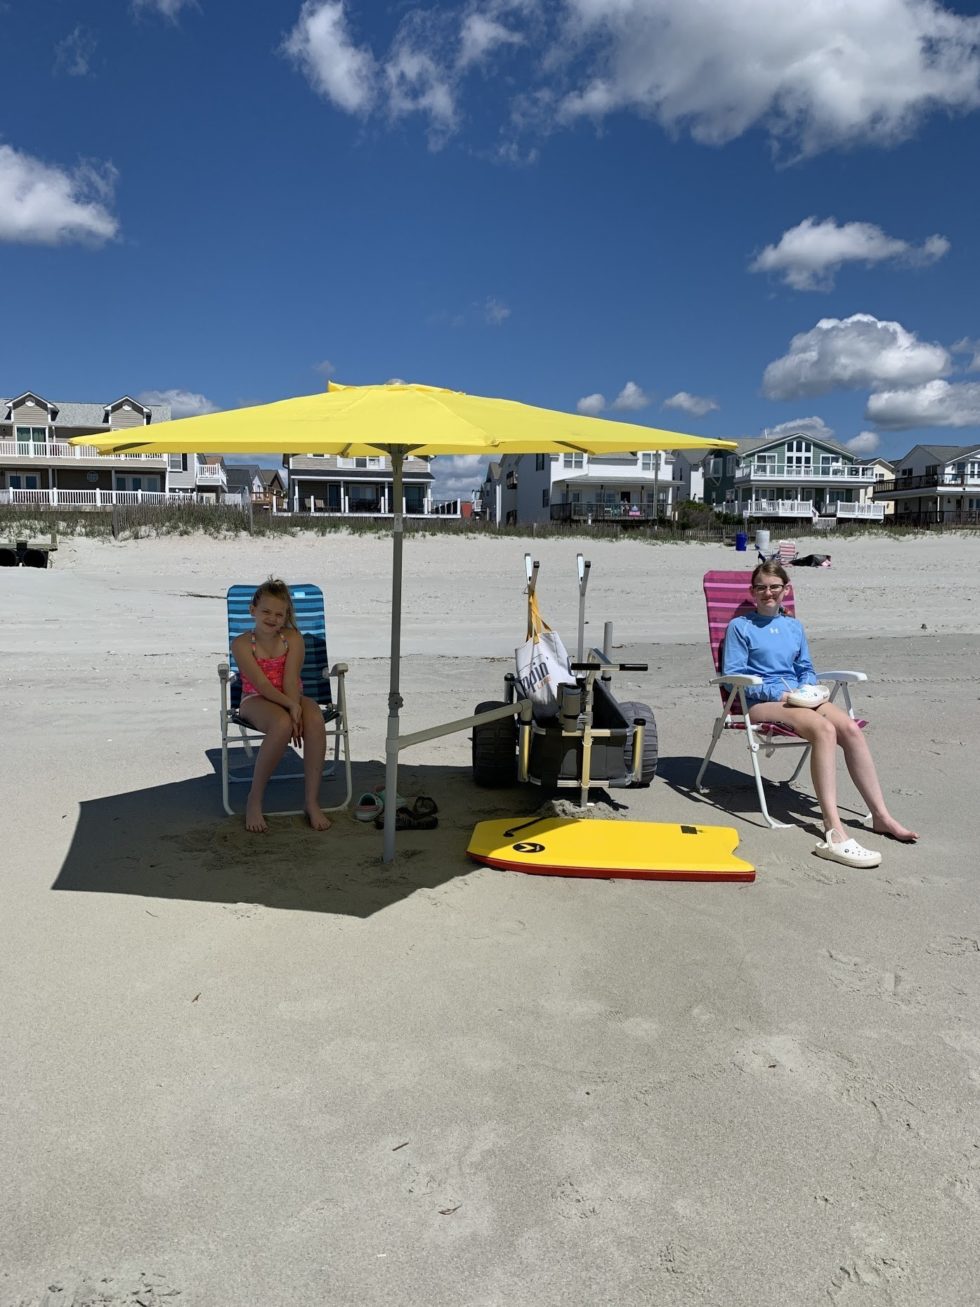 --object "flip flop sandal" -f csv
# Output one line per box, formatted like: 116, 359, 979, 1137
354, 791, 384, 823
411, 795, 439, 818
374, 806, 439, 832
373, 785, 406, 809
814, 830, 881, 868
